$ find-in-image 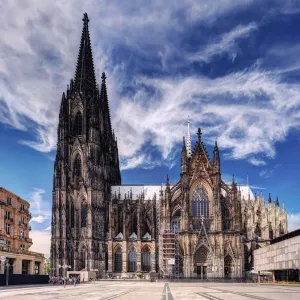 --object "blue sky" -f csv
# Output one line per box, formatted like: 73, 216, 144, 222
1, 0, 300, 256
